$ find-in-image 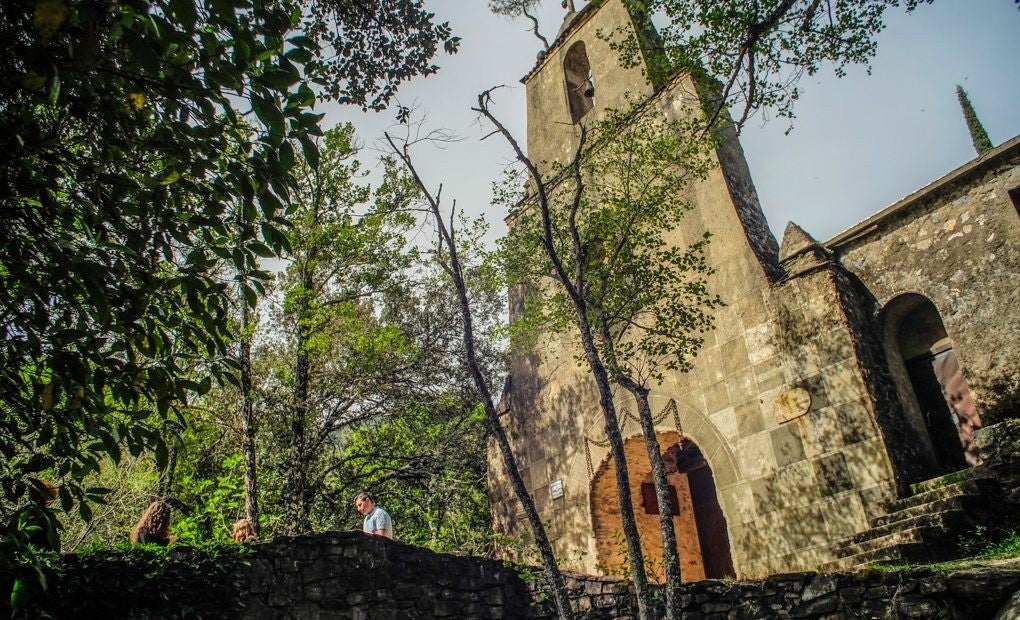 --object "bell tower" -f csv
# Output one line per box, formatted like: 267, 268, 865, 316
491, 0, 811, 579
519, 0, 782, 280
521, 0, 656, 169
